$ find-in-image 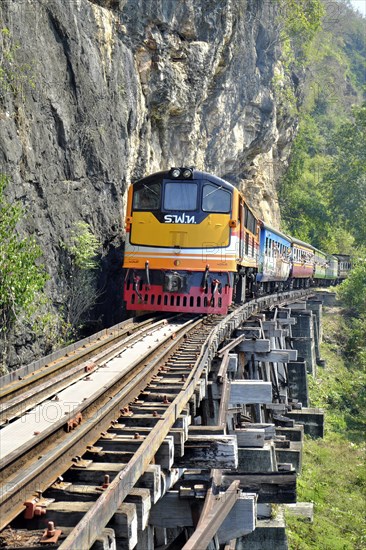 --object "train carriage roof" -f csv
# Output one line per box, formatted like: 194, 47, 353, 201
312, 246, 327, 257
260, 221, 292, 243
333, 253, 351, 261
290, 236, 314, 251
